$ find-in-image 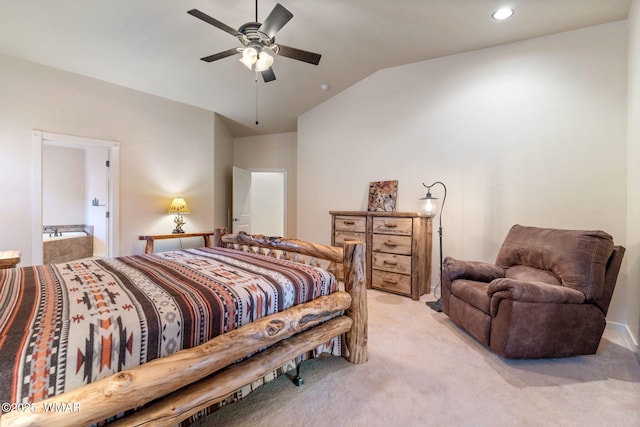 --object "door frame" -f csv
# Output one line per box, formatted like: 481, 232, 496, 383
31, 130, 120, 264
